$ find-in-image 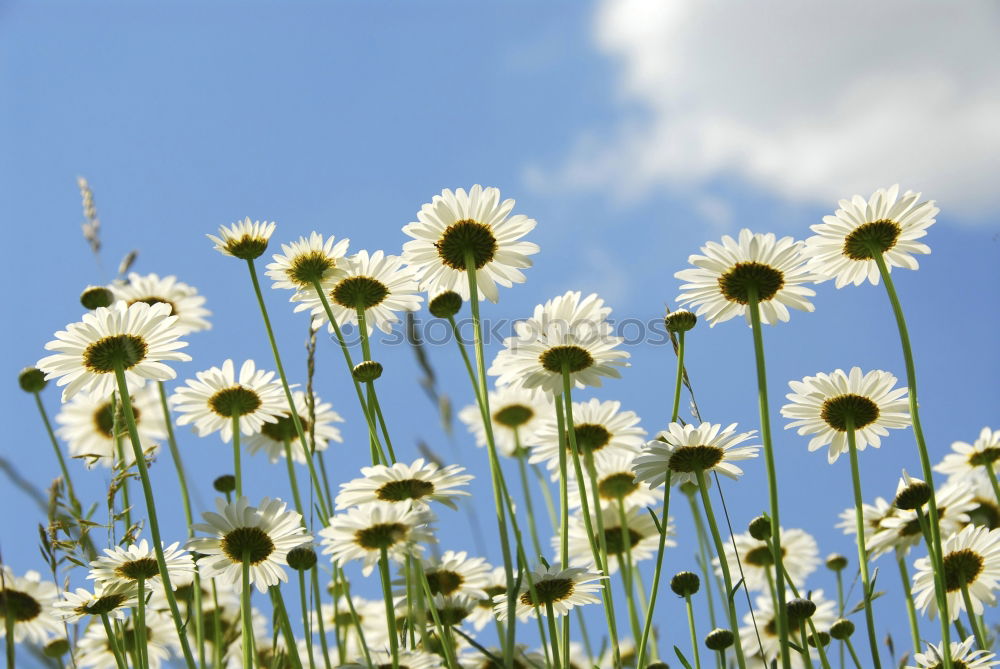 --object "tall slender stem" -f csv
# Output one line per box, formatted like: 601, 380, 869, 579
637, 474, 672, 666
516, 445, 544, 559
283, 438, 306, 517
961, 584, 987, 650
311, 570, 335, 669
270, 586, 304, 669
895, 551, 921, 658
356, 306, 398, 464
136, 577, 148, 669
985, 464, 1000, 507
545, 603, 562, 669
871, 252, 951, 669
463, 255, 518, 665
232, 415, 243, 497
111, 364, 197, 669
845, 425, 881, 669
99, 613, 128, 669
843, 638, 864, 669
686, 489, 720, 631
695, 468, 748, 669
685, 594, 702, 669
241, 554, 253, 669
32, 392, 80, 507
561, 369, 622, 666
245, 260, 331, 519
746, 292, 790, 669
4, 608, 13, 669
298, 572, 317, 669
378, 549, 400, 669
